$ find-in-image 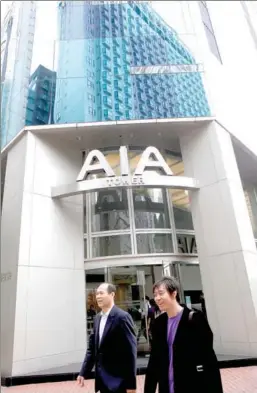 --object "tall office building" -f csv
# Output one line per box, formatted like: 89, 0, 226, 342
1, 1, 37, 148
54, 1, 210, 124
25, 65, 56, 127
